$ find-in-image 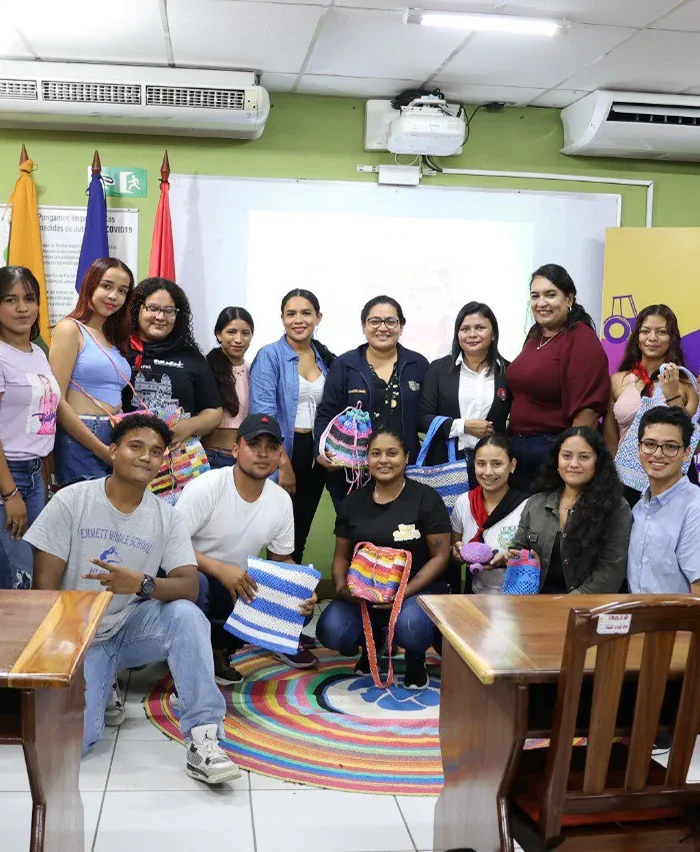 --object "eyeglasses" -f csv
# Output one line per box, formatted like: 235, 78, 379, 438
639, 440, 683, 458
366, 317, 400, 330
143, 304, 179, 318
